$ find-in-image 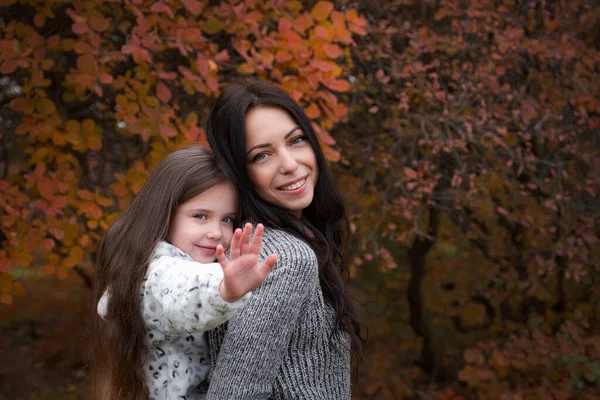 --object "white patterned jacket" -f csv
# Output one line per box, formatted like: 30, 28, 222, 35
97, 240, 250, 400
